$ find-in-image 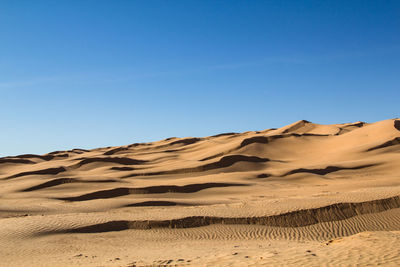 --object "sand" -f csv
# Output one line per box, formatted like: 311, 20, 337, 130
1, 118, 400, 266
